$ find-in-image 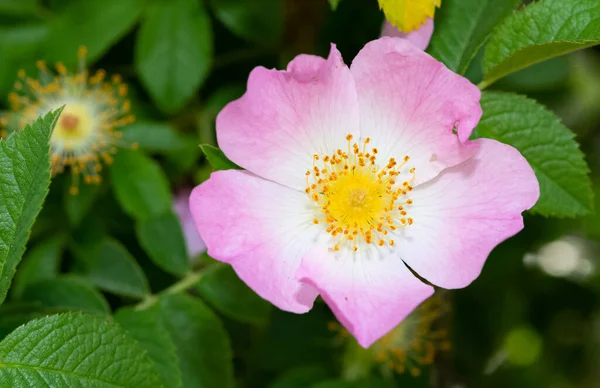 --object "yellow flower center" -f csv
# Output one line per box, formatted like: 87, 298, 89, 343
378, 0, 441, 32
53, 103, 94, 150
306, 135, 415, 252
